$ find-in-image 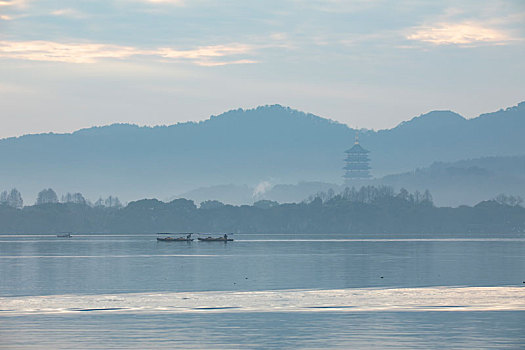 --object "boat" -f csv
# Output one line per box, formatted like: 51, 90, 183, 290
56, 233, 72, 238
156, 233, 194, 242
197, 234, 233, 242
157, 236, 194, 242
